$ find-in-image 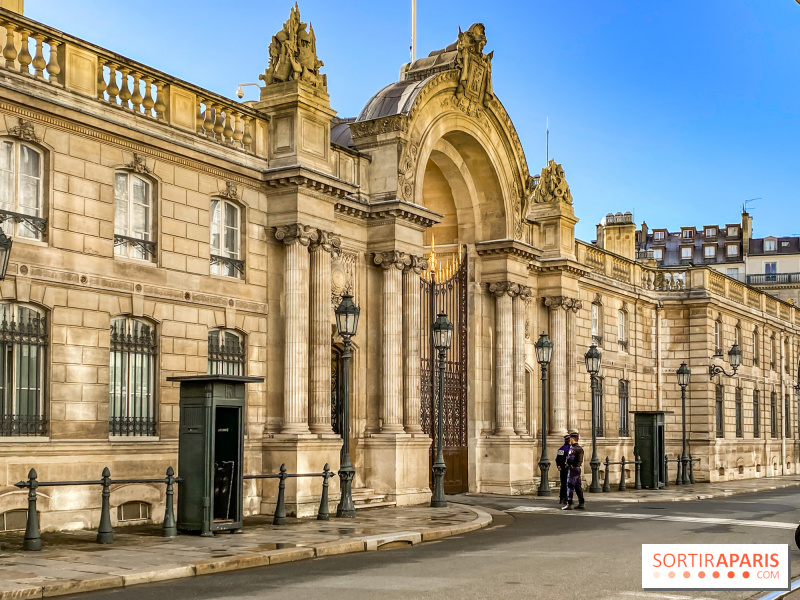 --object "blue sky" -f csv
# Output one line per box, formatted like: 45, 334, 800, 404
28, 1, 800, 242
